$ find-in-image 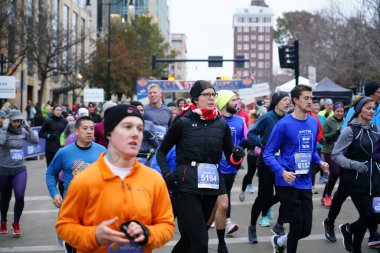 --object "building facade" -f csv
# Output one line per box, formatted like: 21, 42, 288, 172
100, 0, 170, 42
1, 0, 96, 110
233, 0, 273, 84
170, 33, 187, 80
